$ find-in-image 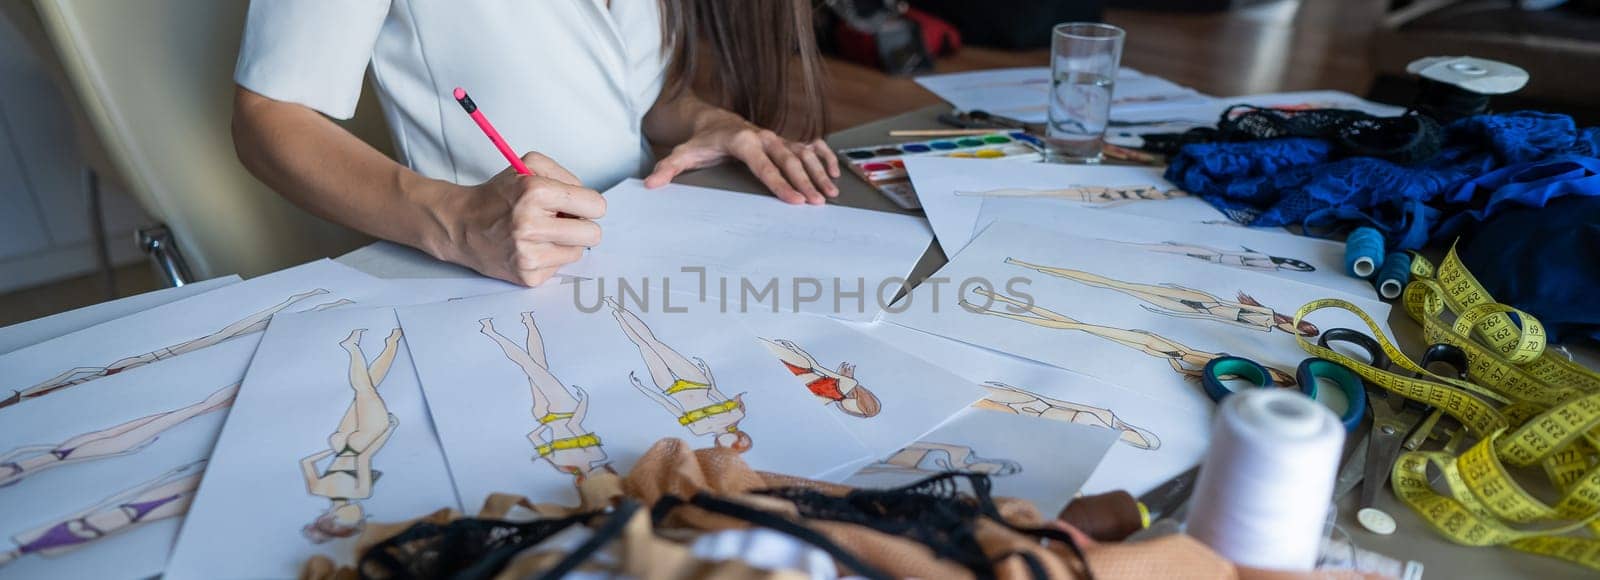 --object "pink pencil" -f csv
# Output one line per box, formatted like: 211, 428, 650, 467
453, 87, 534, 176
